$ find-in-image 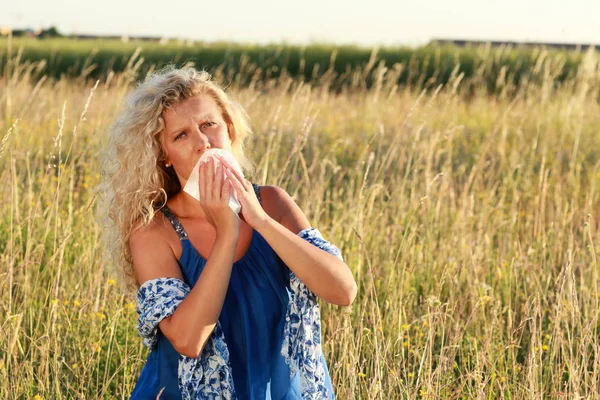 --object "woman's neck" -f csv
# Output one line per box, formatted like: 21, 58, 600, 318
168, 191, 207, 220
